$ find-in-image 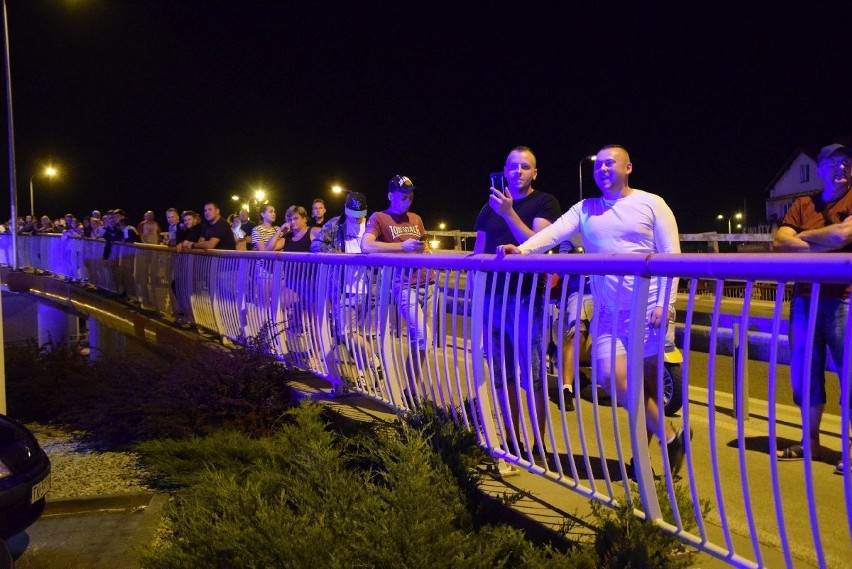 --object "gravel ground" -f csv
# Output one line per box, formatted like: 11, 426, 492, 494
26, 424, 149, 499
